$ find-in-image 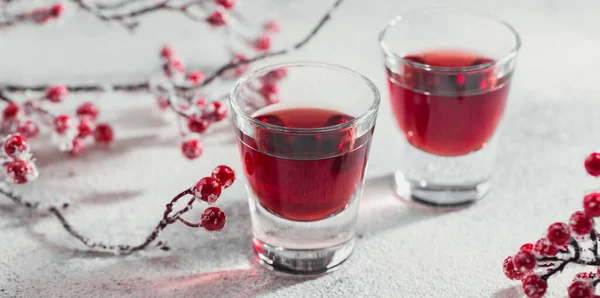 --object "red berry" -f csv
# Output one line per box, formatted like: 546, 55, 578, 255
534, 237, 559, 256
547, 222, 571, 246
195, 96, 207, 107
255, 34, 271, 51
54, 114, 72, 135
94, 123, 114, 144
76, 102, 99, 120
260, 83, 278, 98
45, 85, 68, 103
569, 280, 594, 298
160, 45, 175, 60
157, 96, 170, 110
570, 211, 594, 235
586, 152, 600, 177
70, 138, 87, 156
77, 118, 95, 138
181, 139, 203, 159
3, 134, 28, 158
6, 159, 36, 184
16, 120, 39, 138
212, 165, 235, 188
232, 54, 249, 76
3, 103, 20, 120
170, 59, 185, 73
201, 206, 226, 231
188, 114, 210, 134
503, 256, 525, 280
207, 11, 227, 26
264, 20, 280, 33
50, 4, 65, 18
213, 102, 228, 121
522, 274, 547, 298
520, 243, 534, 252
194, 177, 222, 203
186, 71, 205, 84
216, 0, 235, 9
584, 192, 600, 217
513, 251, 536, 273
